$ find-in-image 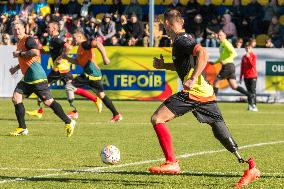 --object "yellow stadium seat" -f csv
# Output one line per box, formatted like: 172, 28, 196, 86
91, 0, 104, 4
154, 0, 162, 4
103, 0, 113, 4
32, 0, 39, 3
211, 0, 223, 5
160, 0, 171, 5
241, 0, 250, 5
96, 13, 105, 21
196, 0, 205, 5
257, 0, 268, 5
180, 0, 189, 5
278, 0, 284, 5
15, 0, 24, 3
61, 0, 69, 4
47, 0, 55, 4
77, 0, 84, 4
256, 34, 269, 47
138, 0, 148, 5
121, 0, 130, 4
279, 15, 284, 25
223, 0, 233, 5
